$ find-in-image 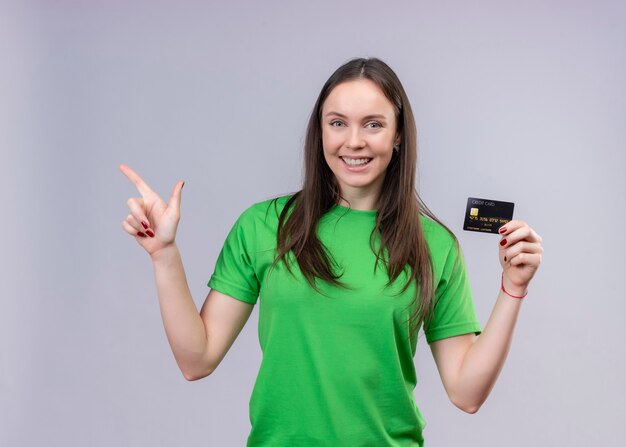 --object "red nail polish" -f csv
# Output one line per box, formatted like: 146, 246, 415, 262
137, 231, 147, 237
504, 256, 507, 261
141, 221, 149, 230
500, 239, 507, 246
146, 229, 155, 237
499, 226, 507, 234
